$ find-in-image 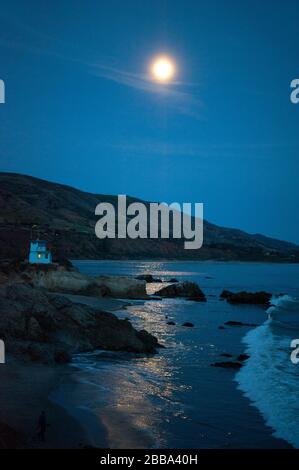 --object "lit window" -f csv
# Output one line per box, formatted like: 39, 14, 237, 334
37, 253, 42, 259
